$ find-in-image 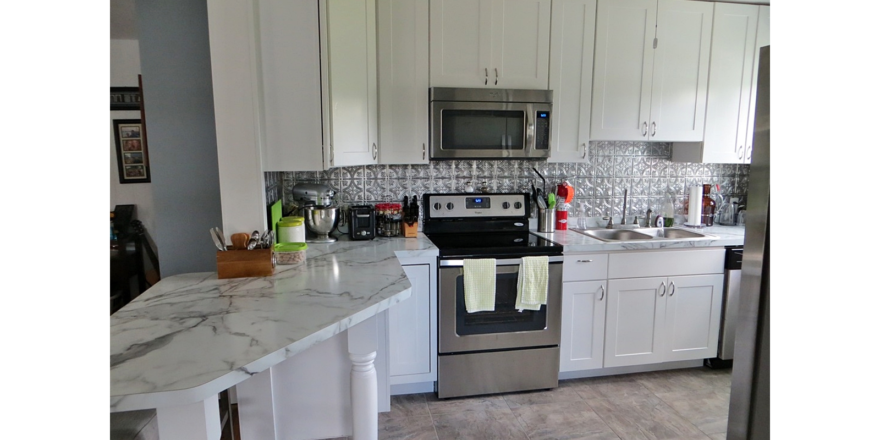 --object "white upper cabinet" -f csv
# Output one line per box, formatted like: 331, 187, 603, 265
430, 0, 551, 89
672, 3, 766, 164
321, 0, 379, 168
547, 0, 597, 163
377, 0, 430, 164
744, 6, 770, 164
590, 0, 713, 142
